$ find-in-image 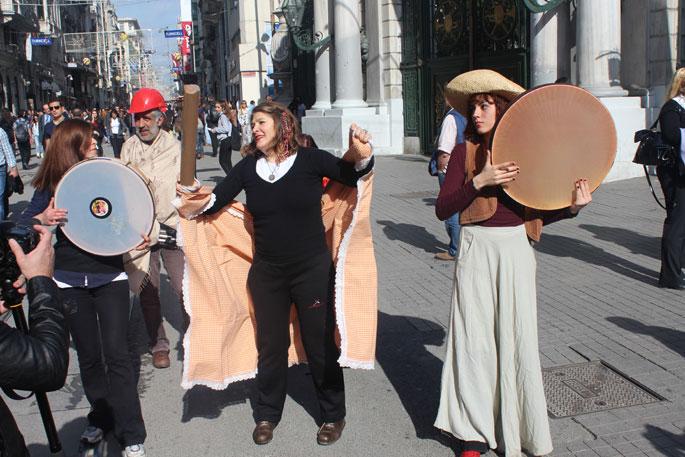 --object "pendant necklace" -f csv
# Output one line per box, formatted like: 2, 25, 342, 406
267, 159, 279, 181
